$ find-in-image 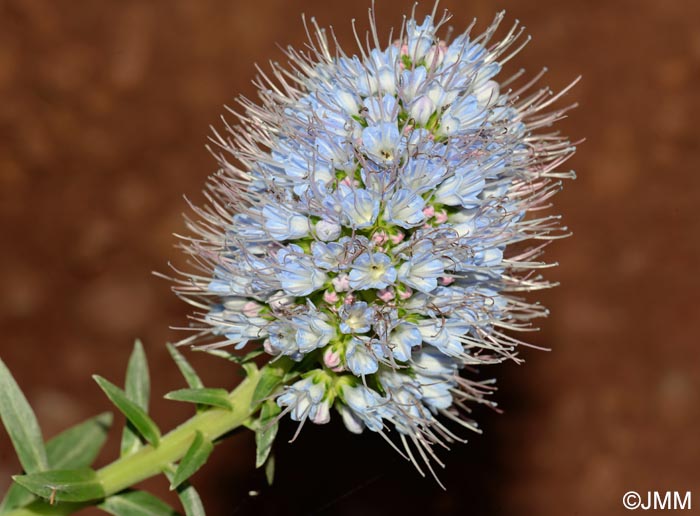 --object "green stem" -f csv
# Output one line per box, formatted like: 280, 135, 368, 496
6, 368, 262, 516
